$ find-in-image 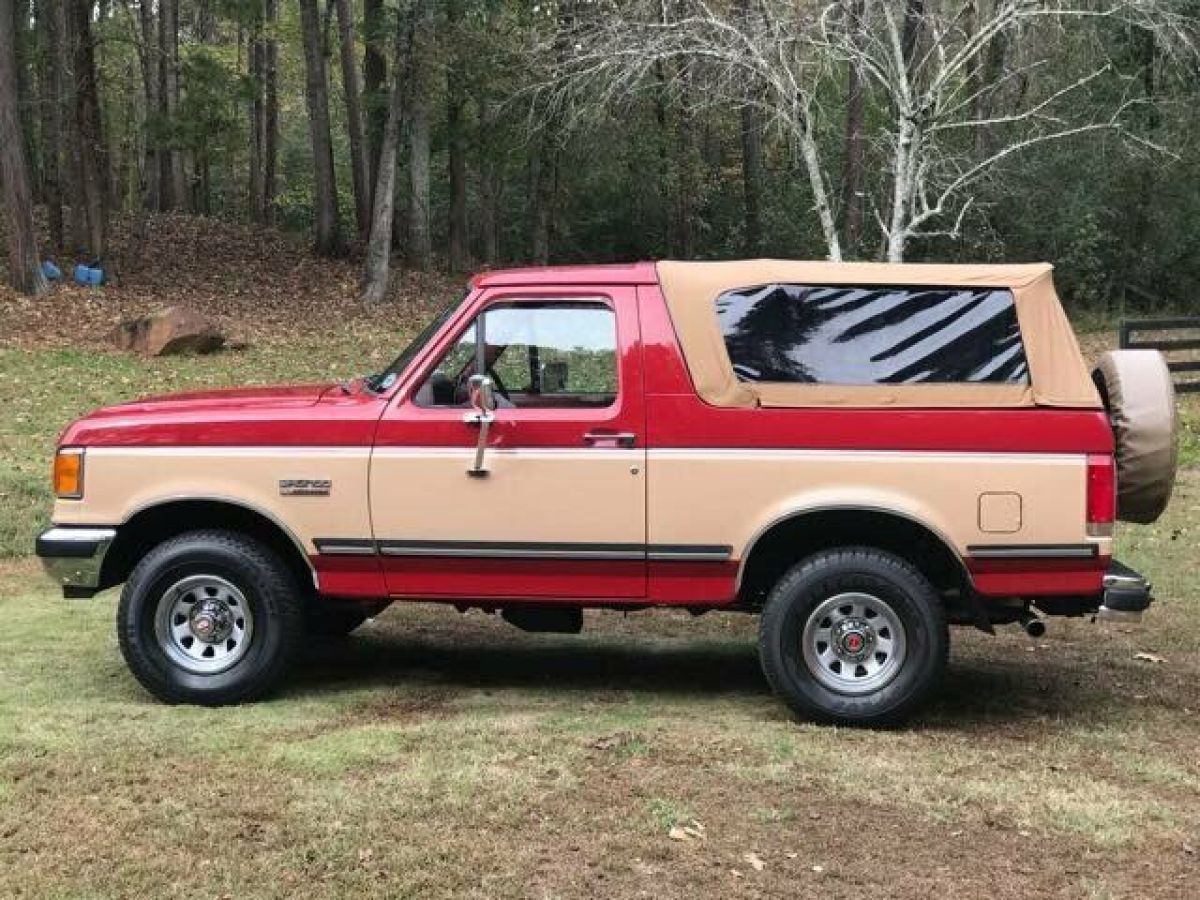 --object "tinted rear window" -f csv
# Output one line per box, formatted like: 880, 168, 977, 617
716, 284, 1029, 385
